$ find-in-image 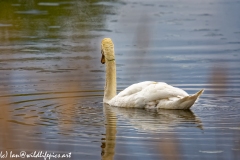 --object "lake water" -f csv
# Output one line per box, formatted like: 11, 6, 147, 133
0, 0, 239, 160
